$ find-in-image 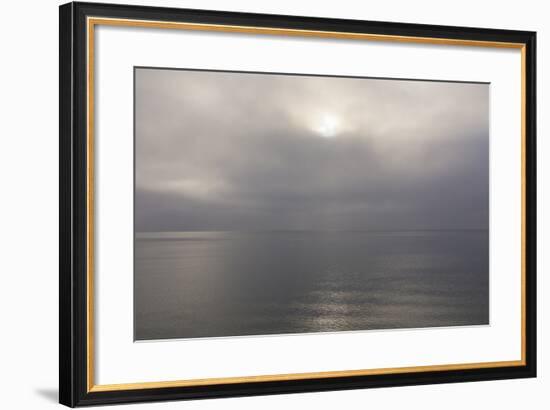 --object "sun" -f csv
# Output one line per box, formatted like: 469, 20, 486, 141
314, 114, 341, 138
